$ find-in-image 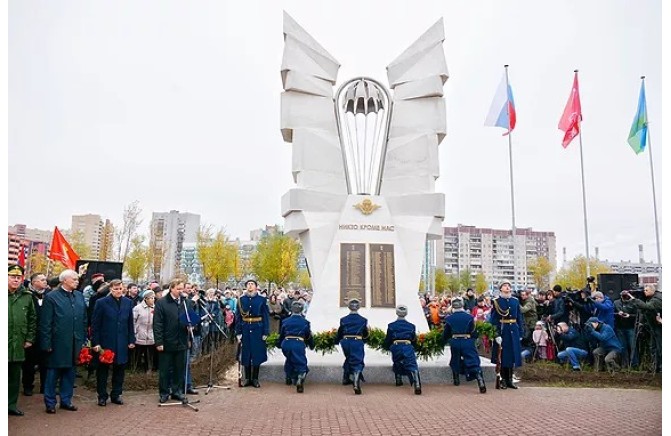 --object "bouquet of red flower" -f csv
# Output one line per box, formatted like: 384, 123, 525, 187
98, 349, 115, 365
78, 347, 93, 365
